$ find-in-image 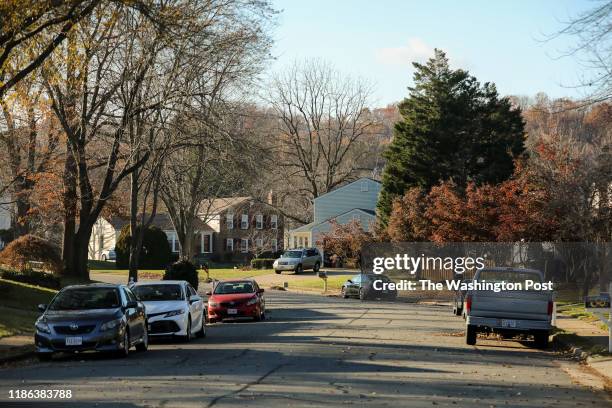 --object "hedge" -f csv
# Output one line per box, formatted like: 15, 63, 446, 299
115, 225, 172, 269
0, 234, 62, 274
0, 269, 61, 289
163, 260, 199, 290
251, 258, 276, 269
